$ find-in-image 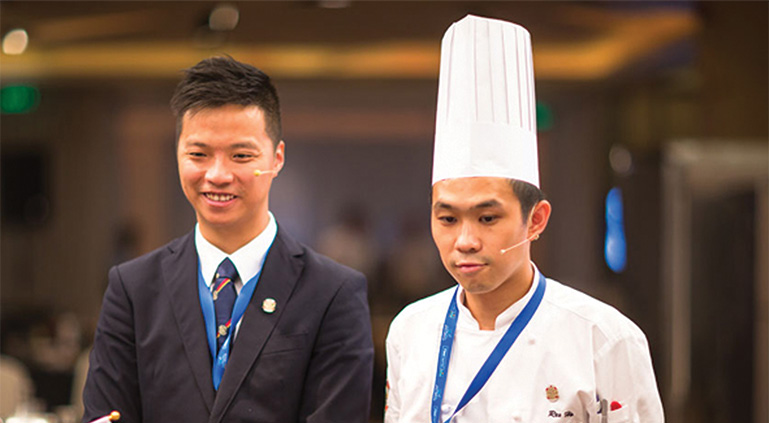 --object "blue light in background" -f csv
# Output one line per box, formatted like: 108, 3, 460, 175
605, 187, 627, 273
